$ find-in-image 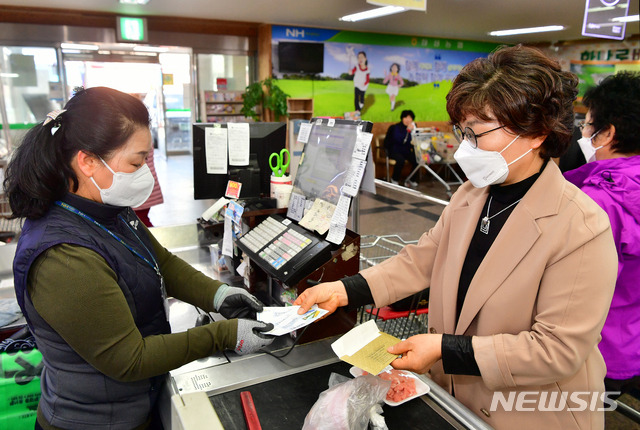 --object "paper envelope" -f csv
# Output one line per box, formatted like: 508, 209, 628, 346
331, 320, 401, 375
